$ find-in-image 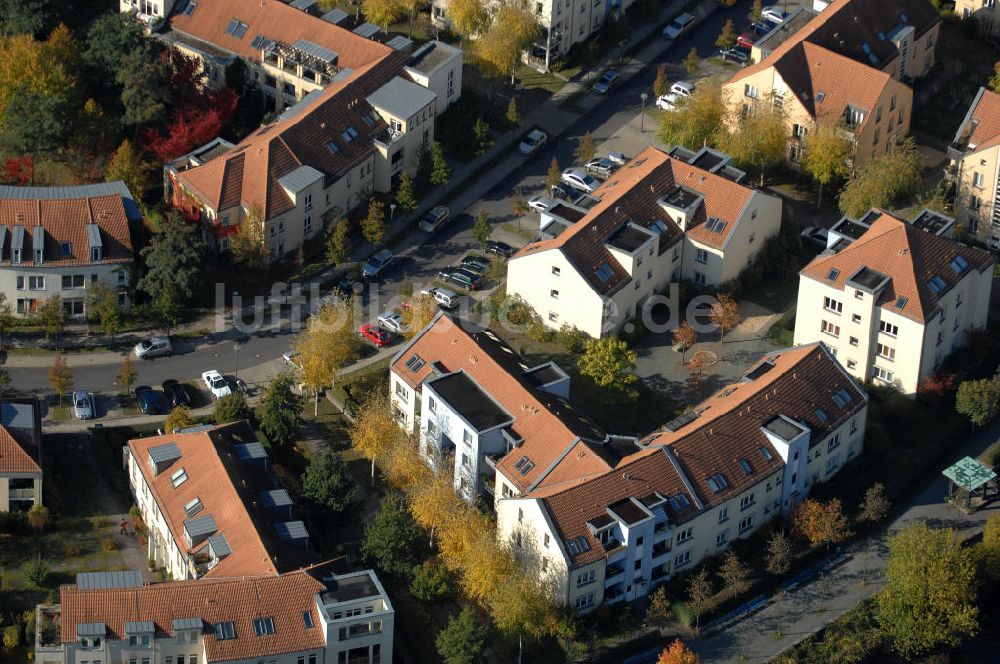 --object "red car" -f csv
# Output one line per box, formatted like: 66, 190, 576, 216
359, 323, 392, 348
737, 32, 756, 49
